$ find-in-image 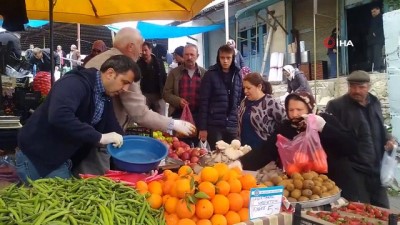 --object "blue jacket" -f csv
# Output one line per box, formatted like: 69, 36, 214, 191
18, 68, 122, 177
198, 63, 242, 130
